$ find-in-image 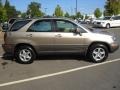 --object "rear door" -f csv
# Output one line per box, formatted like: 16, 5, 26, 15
27, 19, 55, 52
53, 19, 86, 52
116, 16, 120, 26
112, 16, 120, 27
